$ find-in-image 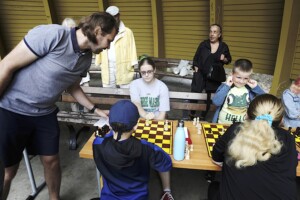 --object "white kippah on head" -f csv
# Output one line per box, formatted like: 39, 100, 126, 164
106, 6, 119, 16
